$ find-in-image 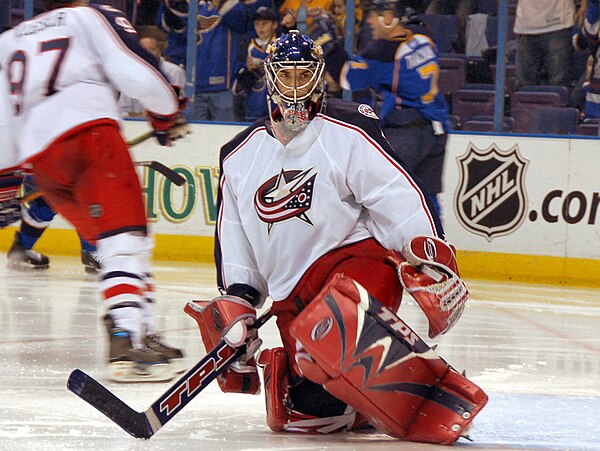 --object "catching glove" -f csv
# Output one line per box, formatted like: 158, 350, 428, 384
386, 236, 469, 338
